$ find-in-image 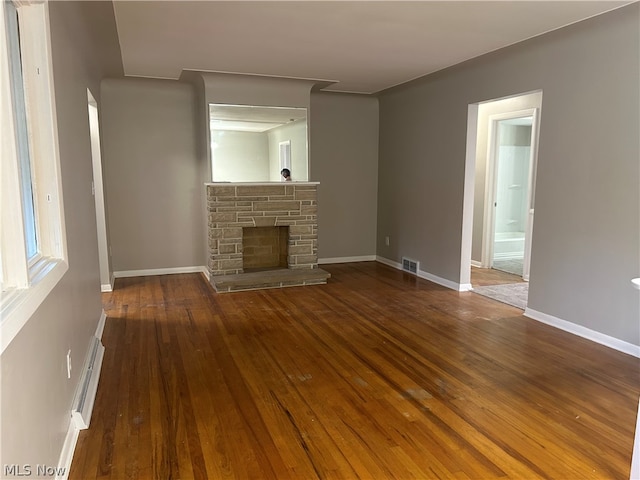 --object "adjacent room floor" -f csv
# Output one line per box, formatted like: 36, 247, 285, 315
70, 262, 639, 479
471, 267, 528, 310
